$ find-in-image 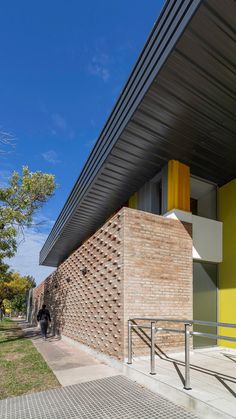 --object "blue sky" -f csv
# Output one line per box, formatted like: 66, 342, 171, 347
1, 0, 164, 283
